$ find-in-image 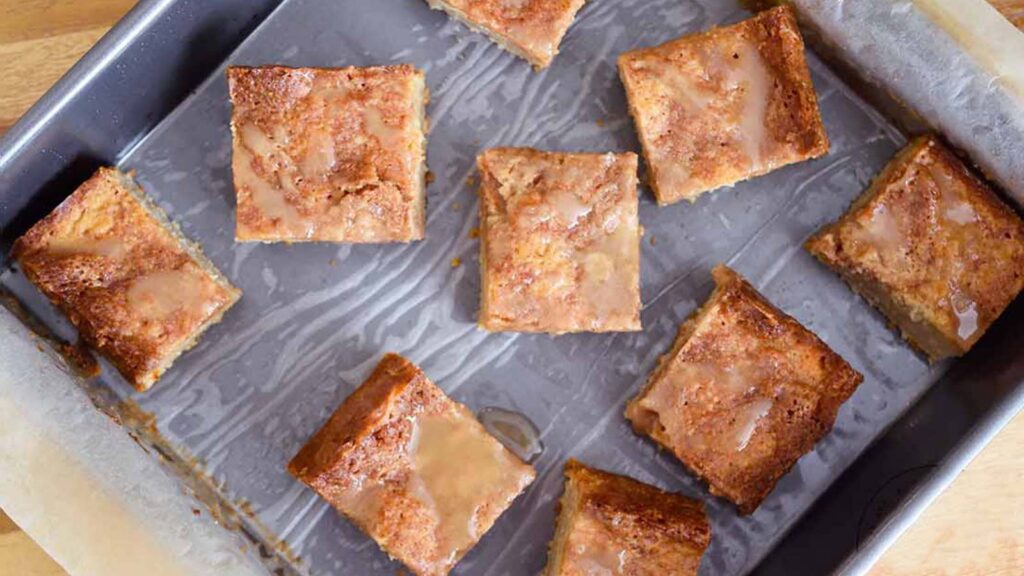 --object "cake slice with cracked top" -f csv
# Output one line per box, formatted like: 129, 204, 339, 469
12, 167, 241, 391
228, 64, 428, 243
618, 5, 828, 205
288, 353, 535, 576
477, 148, 641, 333
625, 265, 862, 514
544, 459, 710, 576
806, 135, 1024, 361
424, 0, 587, 69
